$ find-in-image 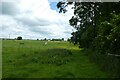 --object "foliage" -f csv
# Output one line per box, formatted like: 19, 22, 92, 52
95, 14, 120, 55
51, 38, 64, 41
17, 36, 22, 40
57, 2, 120, 54
57, 2, 120, 77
